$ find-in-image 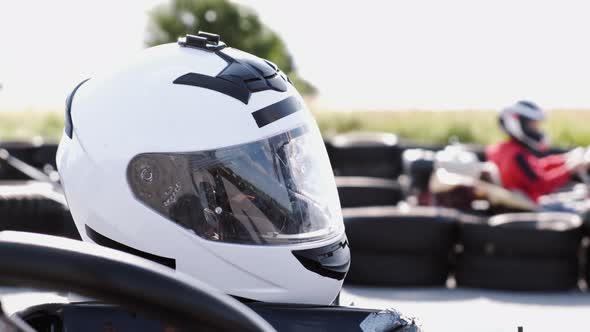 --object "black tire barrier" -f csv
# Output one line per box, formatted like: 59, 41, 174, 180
0, 142, 33, 180
343, 206, 460, 286
456, 253, 579, 291
0, 142, 58, 180
343, 206, 458, 254
459, 213, 583, 258
327, 132, 402, 179
0, 182, 80, 240
346, 251, 449, 286
32, 144, 59, 168
336, 177, 404, 208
